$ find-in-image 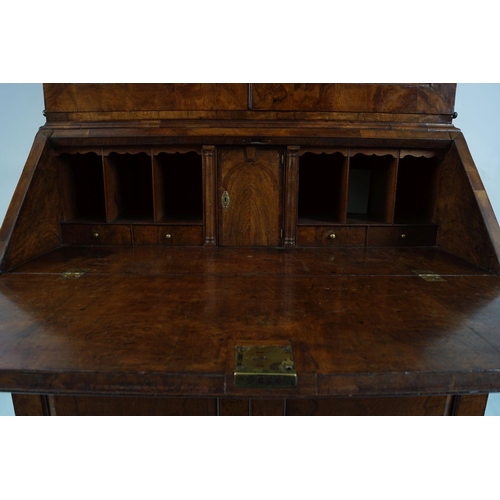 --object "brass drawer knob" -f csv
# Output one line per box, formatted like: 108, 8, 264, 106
165, 234, 172, 239
329, 233, 336, 239
92, 232, 100, 238
401, 234, 406, 239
